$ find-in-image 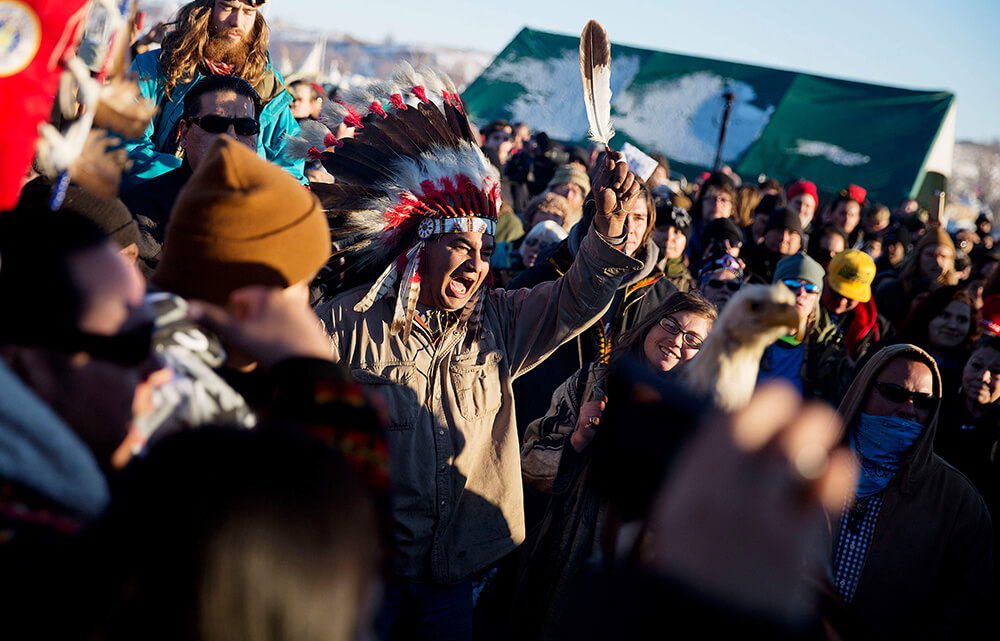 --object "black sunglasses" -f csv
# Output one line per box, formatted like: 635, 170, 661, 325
48, 321, 156, 367
189, 114, 260, 136
706, 278, 741, 292
873, 382, 937, 410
